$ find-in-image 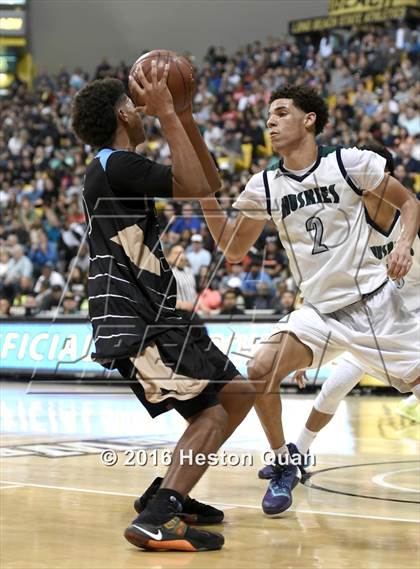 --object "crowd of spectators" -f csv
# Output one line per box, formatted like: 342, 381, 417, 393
1, 21, 419, 318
